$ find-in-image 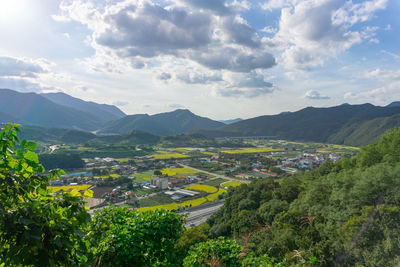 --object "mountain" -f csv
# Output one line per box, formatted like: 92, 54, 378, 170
100, 109, 225, 135
327, 113, 400, 146
0, 89, 103, 131
387, 101, 400, 108
42, 92, 125, 123
219, 118, 242, 124
199, 103, 400, 145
